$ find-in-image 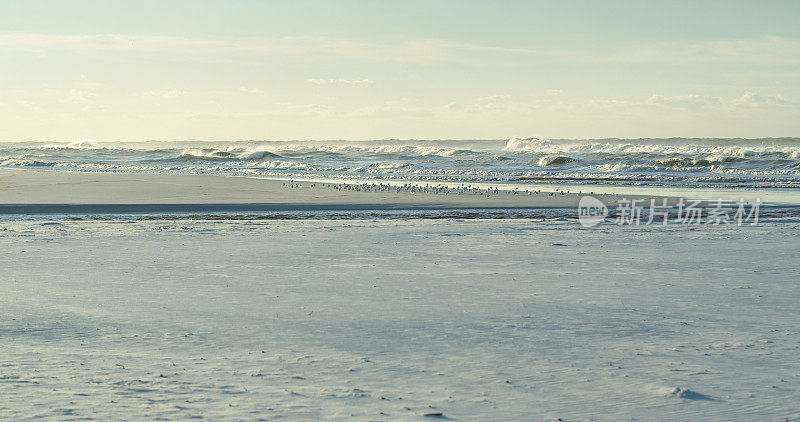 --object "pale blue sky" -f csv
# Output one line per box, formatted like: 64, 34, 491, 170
1, 0, 798, 140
